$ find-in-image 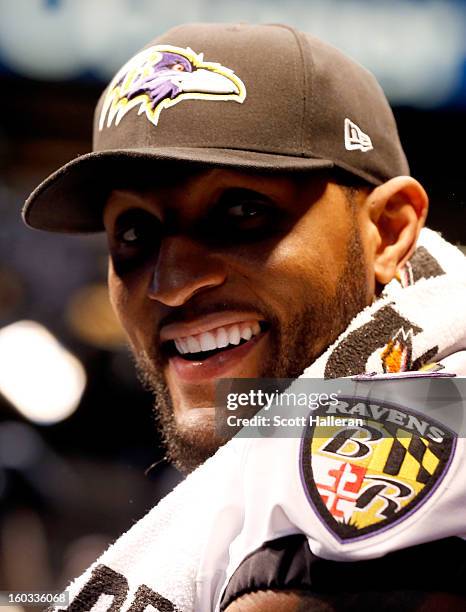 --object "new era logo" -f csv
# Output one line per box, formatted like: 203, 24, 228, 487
344, 118, 373, 152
